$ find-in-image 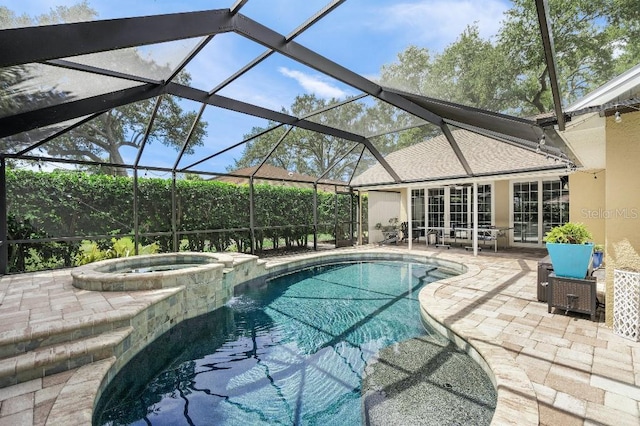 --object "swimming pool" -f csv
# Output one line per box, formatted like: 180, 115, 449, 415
94, 260, 496, 425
